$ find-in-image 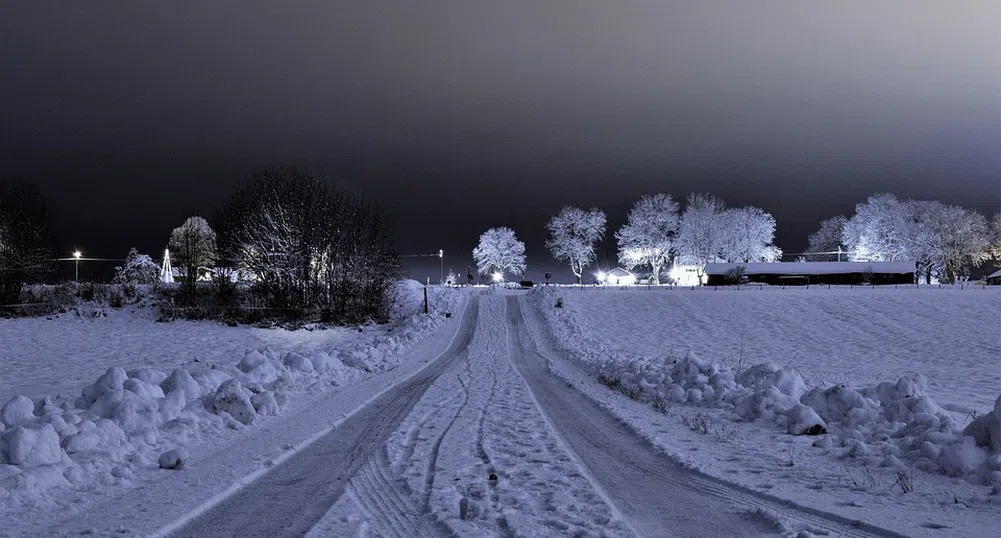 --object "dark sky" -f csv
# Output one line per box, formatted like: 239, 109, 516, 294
2, 1, 999, 282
